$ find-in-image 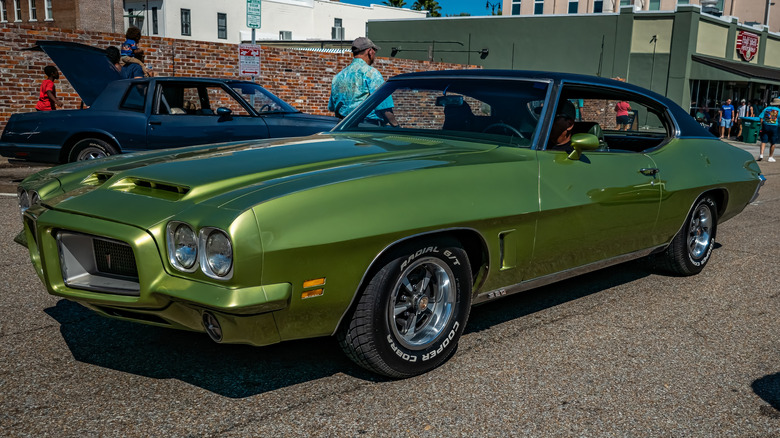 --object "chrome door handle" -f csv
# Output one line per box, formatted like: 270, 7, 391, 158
640, 168, 659, 176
